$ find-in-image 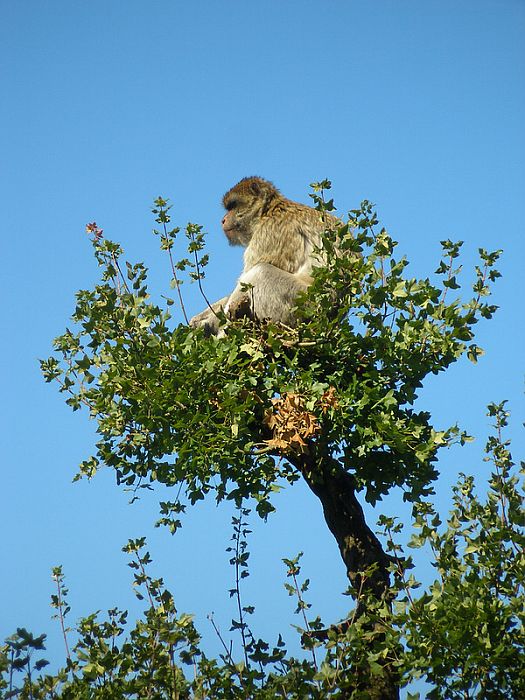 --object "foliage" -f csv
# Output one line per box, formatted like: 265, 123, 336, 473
400, 402, 525, 697
41, 188, 500, 519
5, 184, 519, 697
2, 404, 523, 698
